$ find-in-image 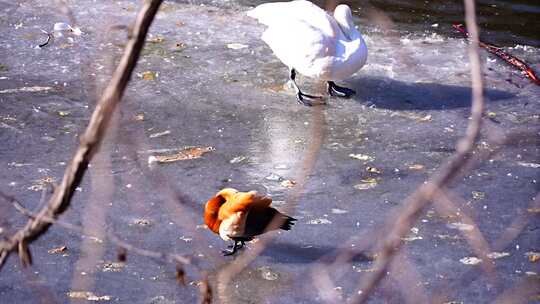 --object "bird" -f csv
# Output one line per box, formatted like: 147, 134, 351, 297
204, 188, 297, 256
247, 0, 368, 106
